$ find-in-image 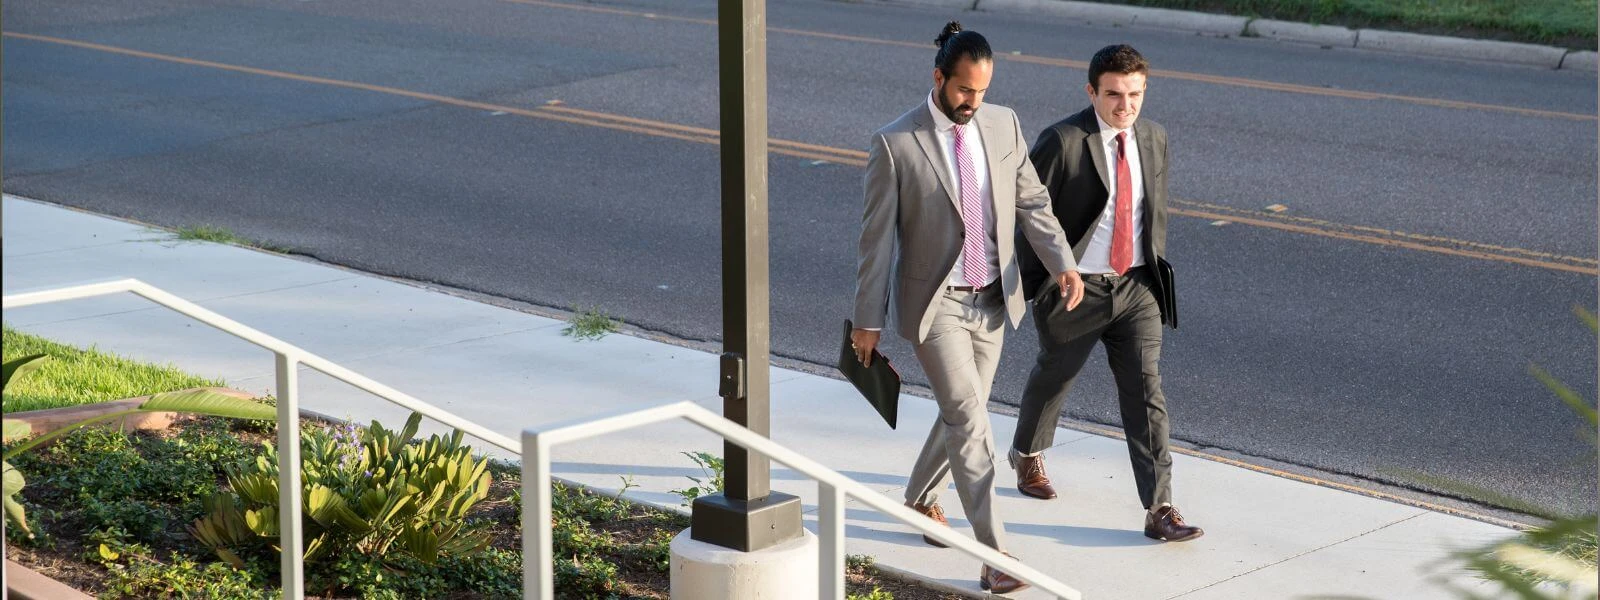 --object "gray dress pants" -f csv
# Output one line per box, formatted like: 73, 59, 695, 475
903, 286, 1007, 551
